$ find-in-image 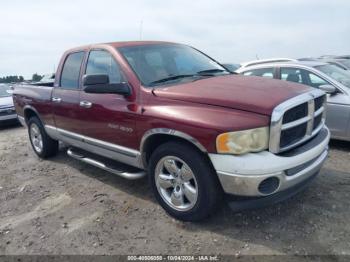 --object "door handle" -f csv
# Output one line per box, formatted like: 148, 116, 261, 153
52, 97, 62, 103
79, 101, 92, 108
